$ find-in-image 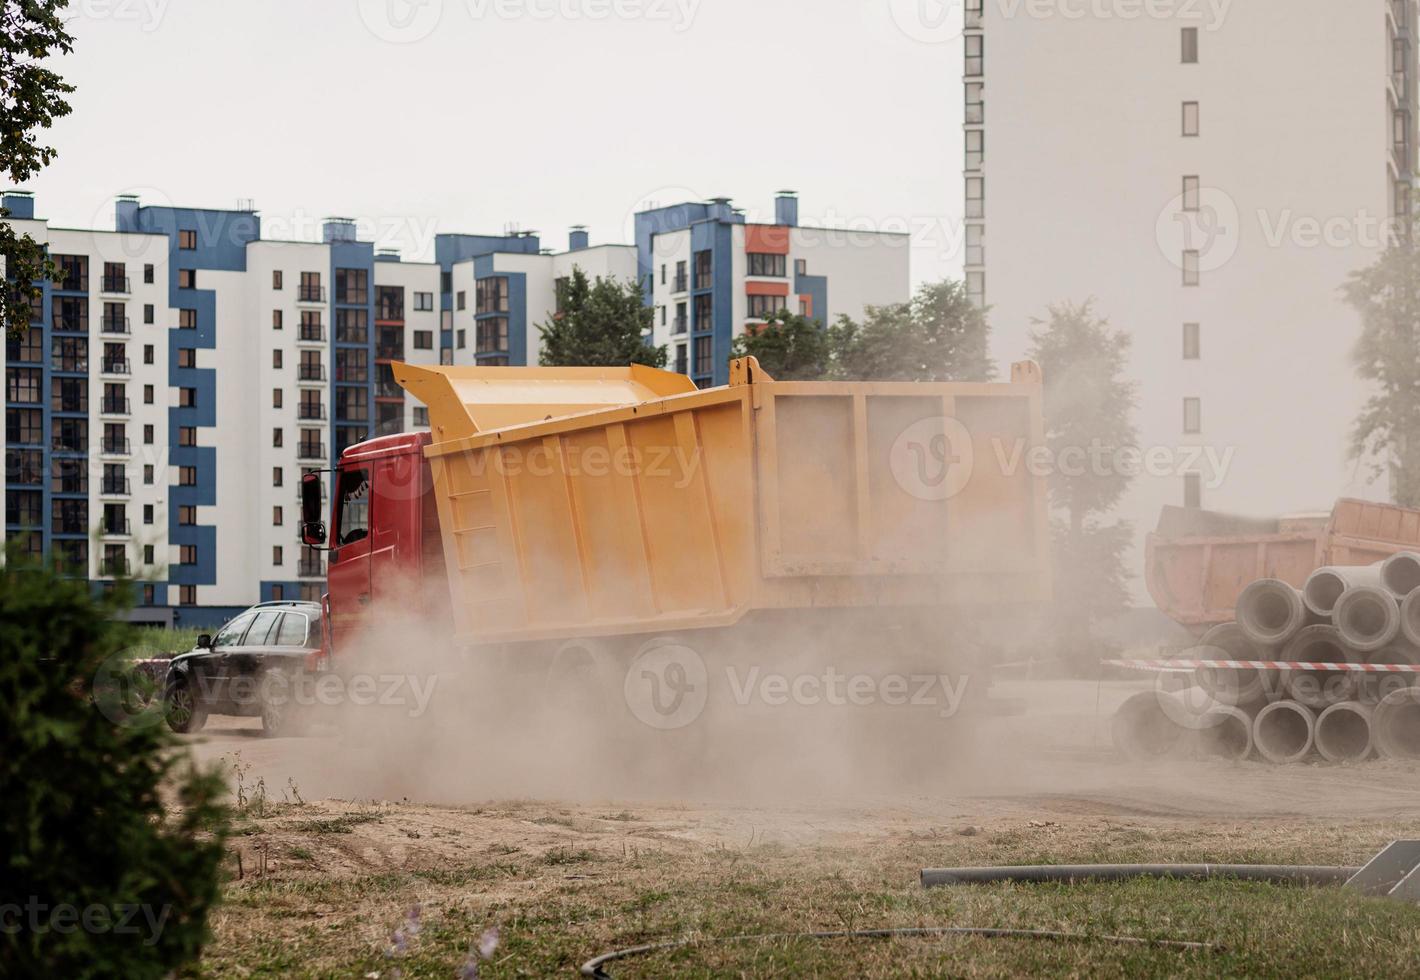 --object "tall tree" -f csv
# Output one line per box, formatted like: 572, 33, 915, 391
831, 278, 993, 382
538, 268, 666, 368
1, 0, 74, 338
1343, 240, 1420, 507
729, 310, 831, 380
1027, 300, 1139, 670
